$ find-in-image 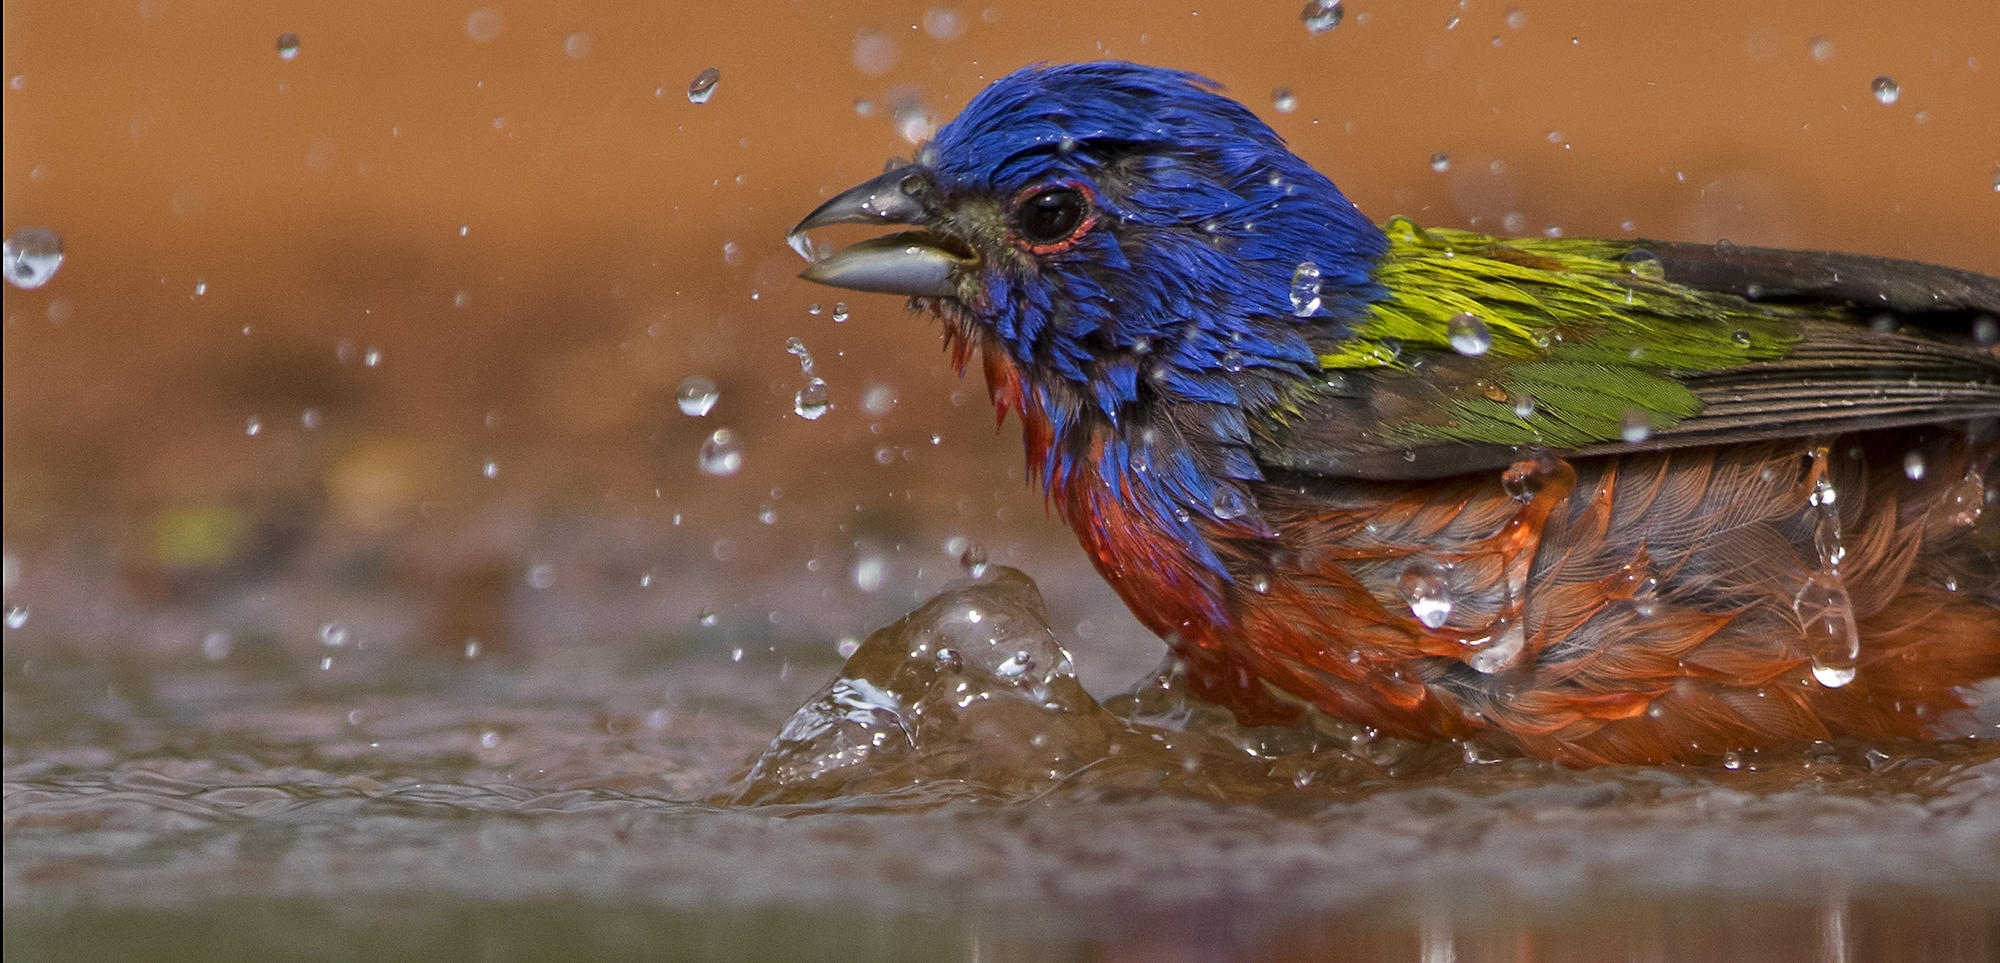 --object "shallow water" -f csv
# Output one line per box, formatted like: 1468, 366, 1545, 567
8, 567, 1998, 961
8, 0, 2000, 958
